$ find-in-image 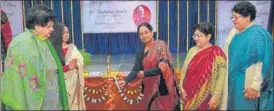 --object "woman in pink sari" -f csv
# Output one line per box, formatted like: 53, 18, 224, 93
118, 22, 180, 110
179, 22, 227, 110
